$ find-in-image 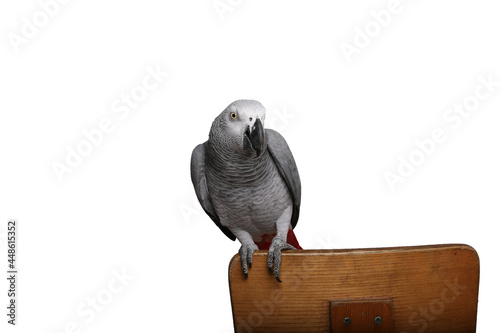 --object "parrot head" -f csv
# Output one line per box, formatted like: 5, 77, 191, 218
210, 100, 267, 157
